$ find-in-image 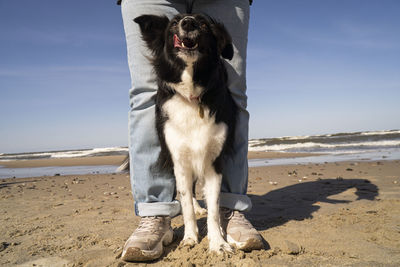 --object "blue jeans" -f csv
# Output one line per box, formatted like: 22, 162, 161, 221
121, 0, 251, 217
